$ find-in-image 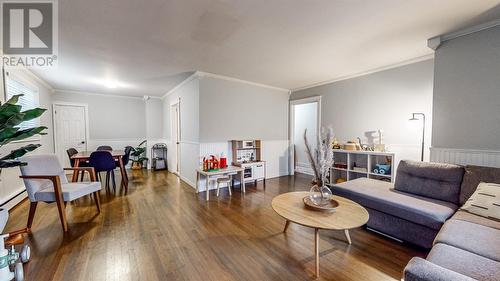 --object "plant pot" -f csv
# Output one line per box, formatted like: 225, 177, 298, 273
131, 162, 142, 170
